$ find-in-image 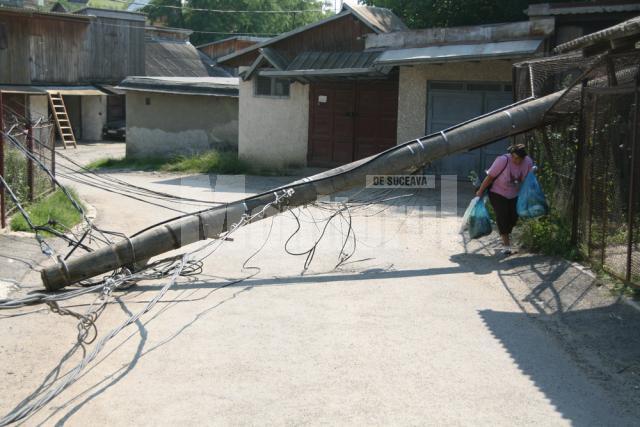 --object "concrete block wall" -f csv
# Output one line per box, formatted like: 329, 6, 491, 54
125, 91, 239, 159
